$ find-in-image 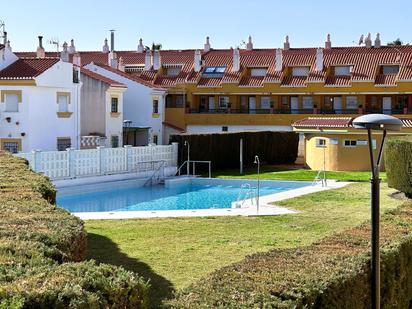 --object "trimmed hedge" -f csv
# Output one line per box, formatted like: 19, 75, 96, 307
170, 131, 299, 169
168, 201, 412, 308
385, 137, 412, 198
0, 152, 149, 308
